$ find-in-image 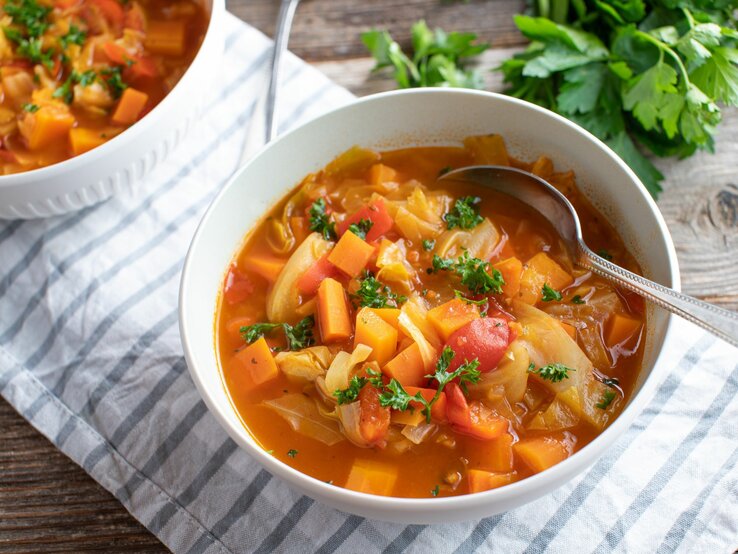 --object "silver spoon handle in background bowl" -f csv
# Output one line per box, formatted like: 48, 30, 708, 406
580, 246, 738, 347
